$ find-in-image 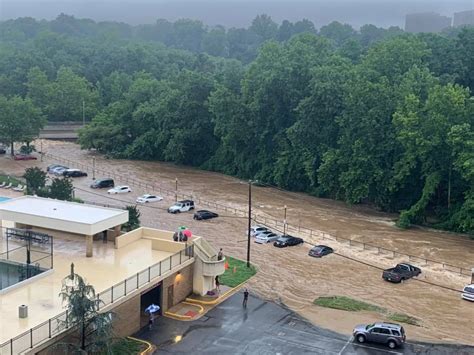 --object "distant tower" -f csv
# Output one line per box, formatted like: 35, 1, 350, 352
405, 12, 452, 33
453, 10, 474, 27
